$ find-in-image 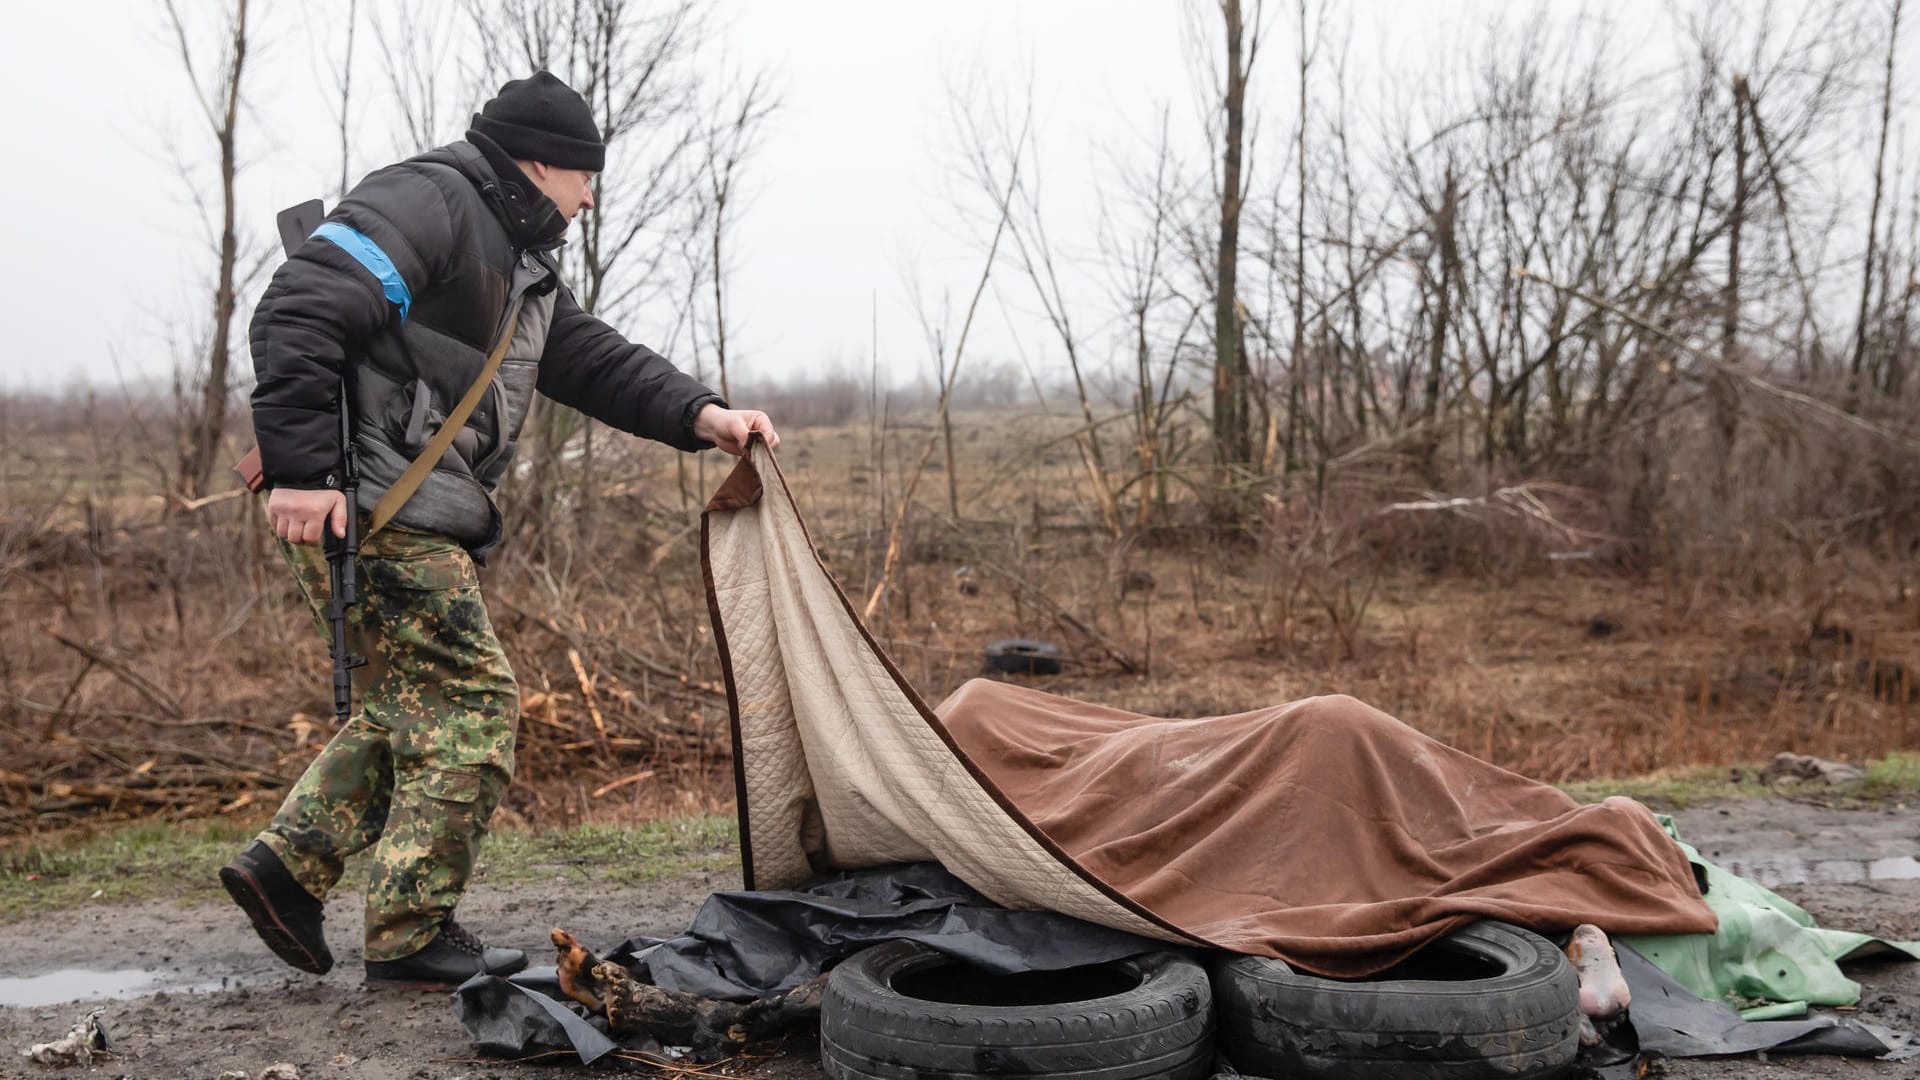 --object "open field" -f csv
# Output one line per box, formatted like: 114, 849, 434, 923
5, 405, 1918, 838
